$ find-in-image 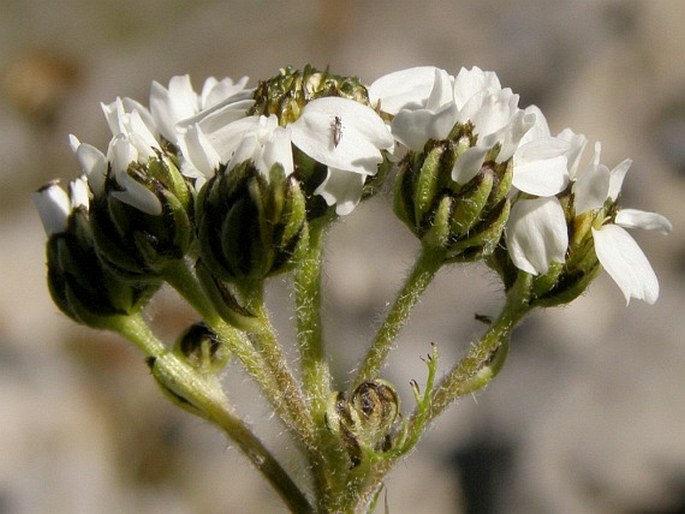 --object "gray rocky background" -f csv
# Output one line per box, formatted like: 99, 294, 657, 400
1, 1, 684, 512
